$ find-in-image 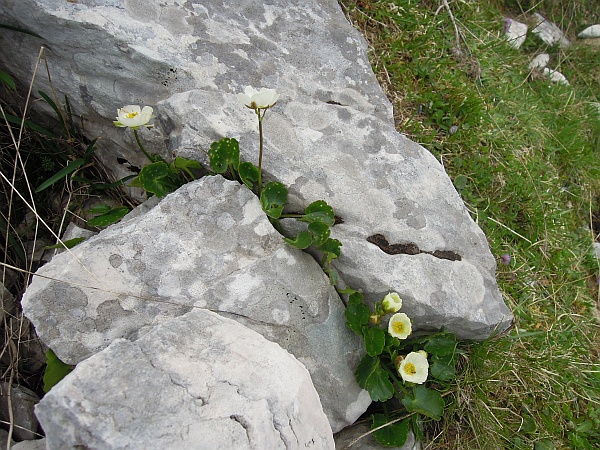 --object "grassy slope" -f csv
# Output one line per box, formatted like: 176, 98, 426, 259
340, 0, 600, 448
